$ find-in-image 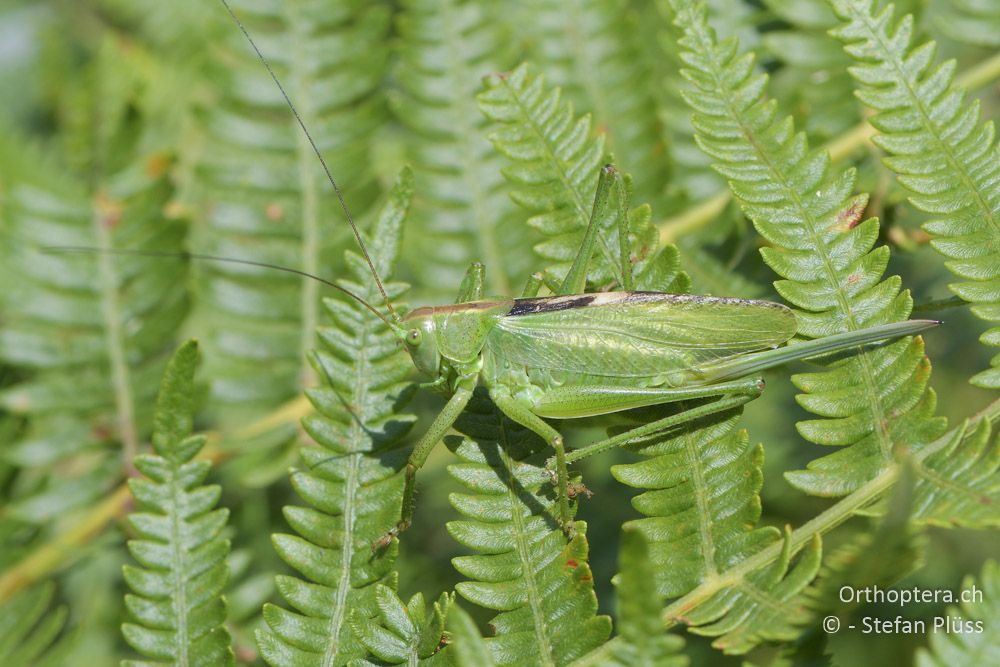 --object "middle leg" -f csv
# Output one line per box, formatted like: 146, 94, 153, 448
488, 386, 576, 537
